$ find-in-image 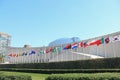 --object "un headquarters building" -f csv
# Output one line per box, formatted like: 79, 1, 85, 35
0, 31, 120, 64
